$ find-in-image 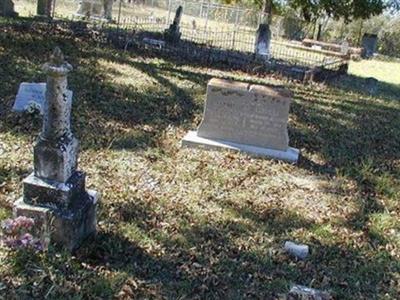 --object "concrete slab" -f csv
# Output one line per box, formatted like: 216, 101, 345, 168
182, 131, 300, 163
